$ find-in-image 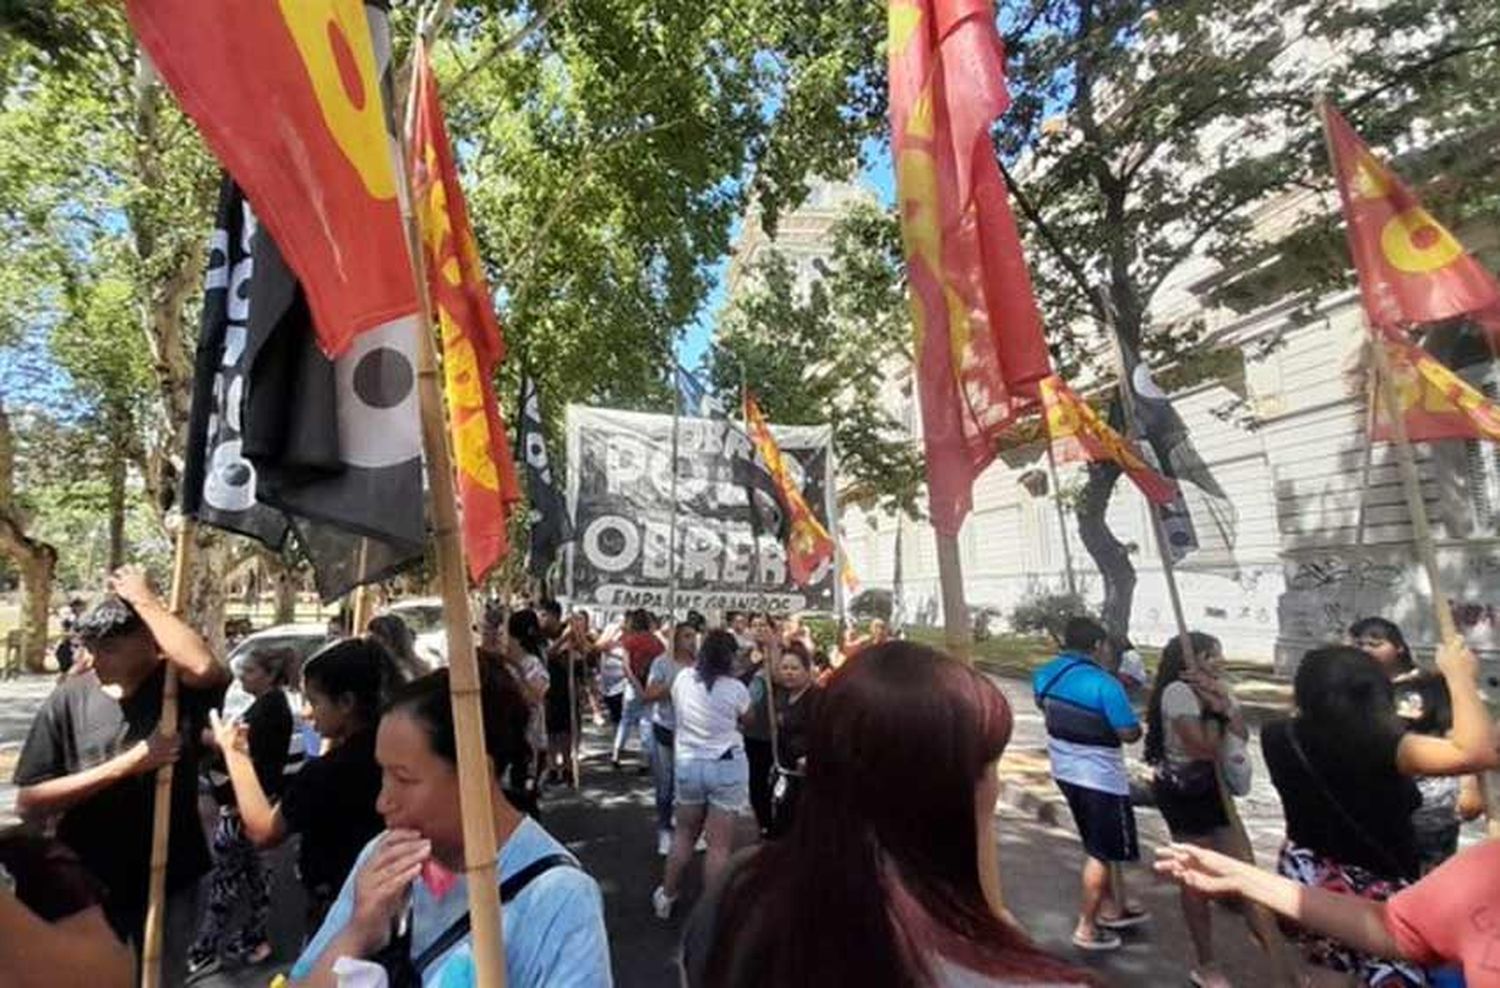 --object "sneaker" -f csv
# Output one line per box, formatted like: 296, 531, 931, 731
695, 834, 709, 853
657, 829, 673, 856
185, 954, 222, 983
1096, 907, 1151, 930
1070, 927, 1122, 952
651, 885, 675, 920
